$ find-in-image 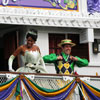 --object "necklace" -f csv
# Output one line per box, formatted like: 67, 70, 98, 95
63, 54, 69, 62
66, 55, 69, 62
